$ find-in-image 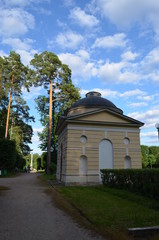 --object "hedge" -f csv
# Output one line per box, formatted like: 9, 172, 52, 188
0, 139, 17, 170
100, 169, 159, 199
